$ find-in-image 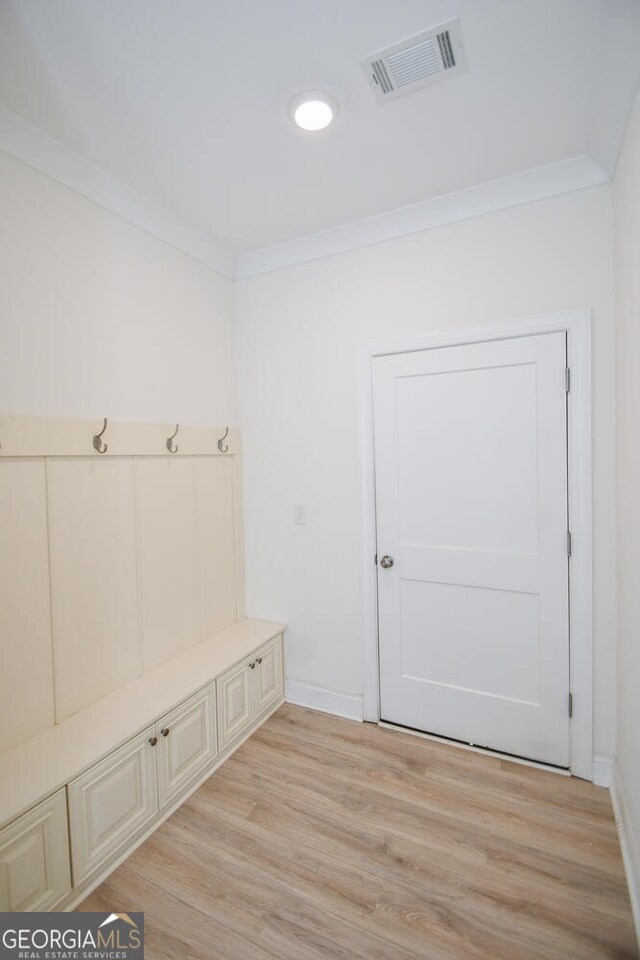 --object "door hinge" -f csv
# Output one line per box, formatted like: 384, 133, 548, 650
374, 553, 378, 566
568, 692, 573, 718
565, 367, 571, 393
567, 531, 572, 557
